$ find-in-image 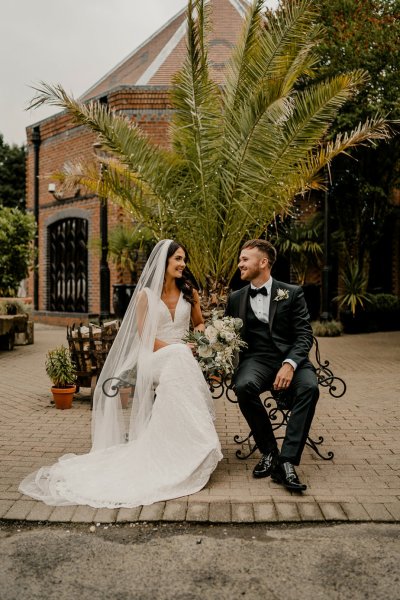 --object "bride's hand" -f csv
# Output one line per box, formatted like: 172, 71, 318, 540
186, 342, 197, 355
